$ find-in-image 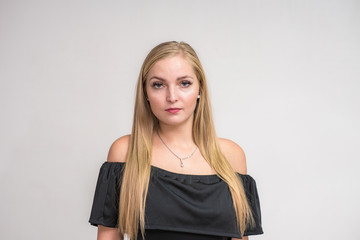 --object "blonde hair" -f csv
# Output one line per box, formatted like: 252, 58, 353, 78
119, 41, 254, 239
